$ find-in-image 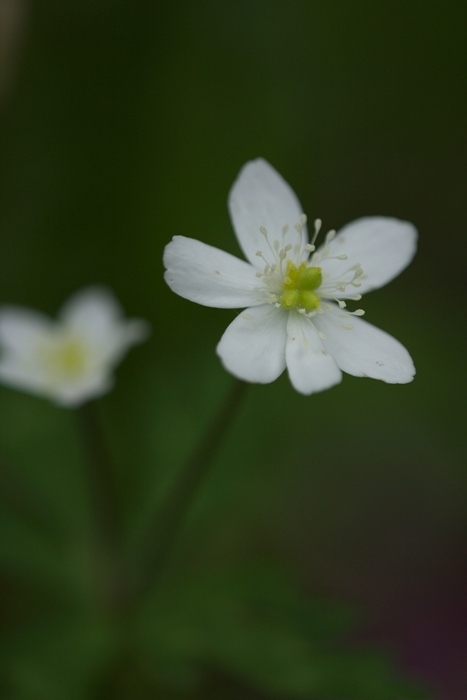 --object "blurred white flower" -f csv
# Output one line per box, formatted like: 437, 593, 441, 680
0, 286, 150, 406
164, 158, 417, 395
